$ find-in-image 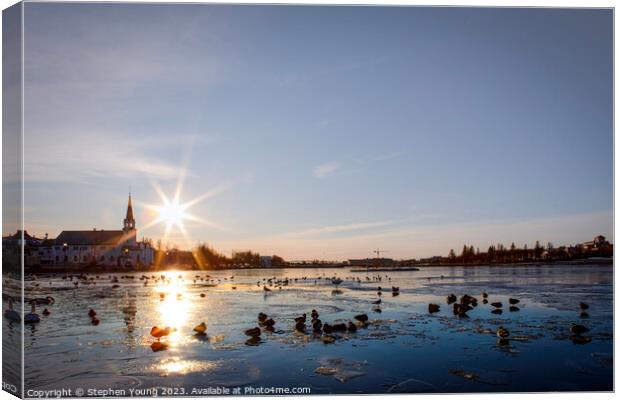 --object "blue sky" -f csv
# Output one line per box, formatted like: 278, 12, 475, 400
21, 4, 612, 260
